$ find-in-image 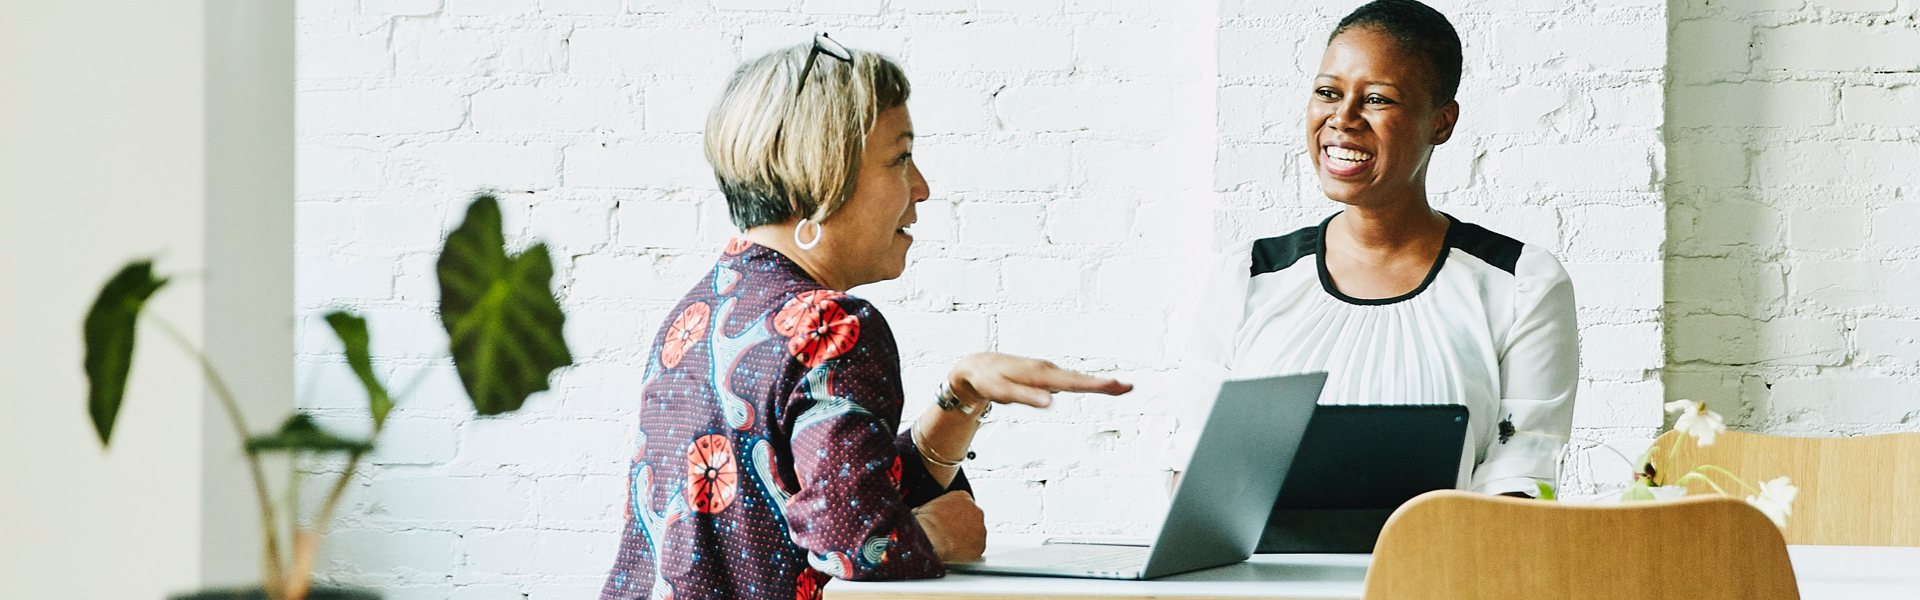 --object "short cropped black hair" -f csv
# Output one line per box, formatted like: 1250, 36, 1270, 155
1330, 0, 1463, 107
